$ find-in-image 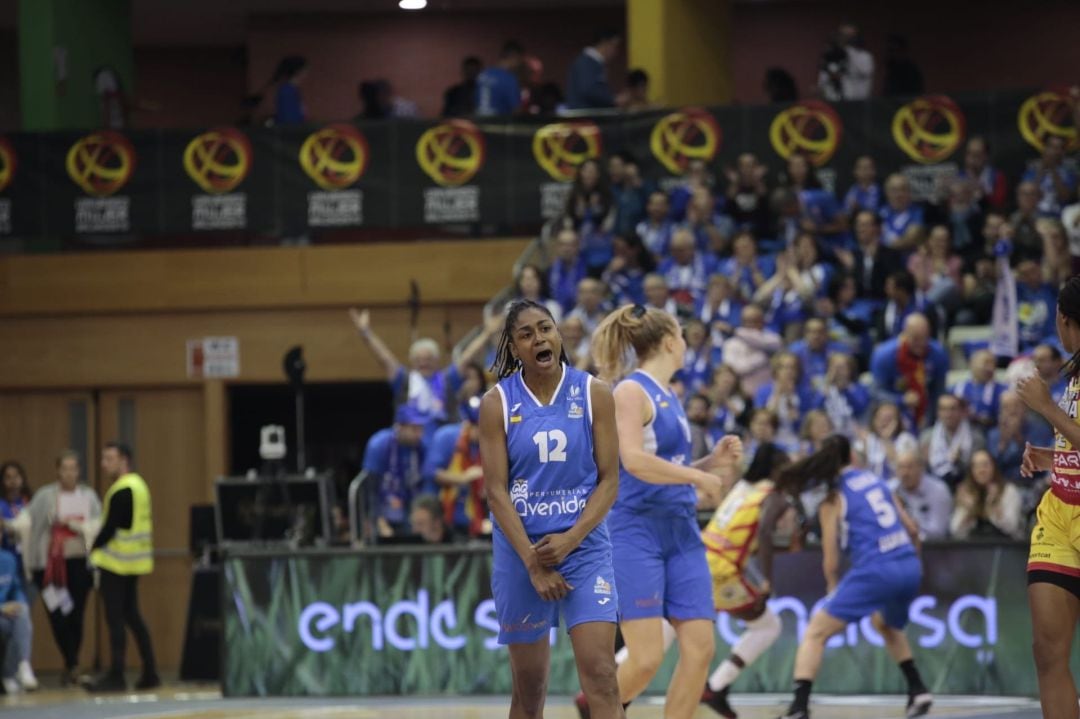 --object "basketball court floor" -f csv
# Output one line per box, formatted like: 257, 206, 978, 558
0, 685, 1042, 719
